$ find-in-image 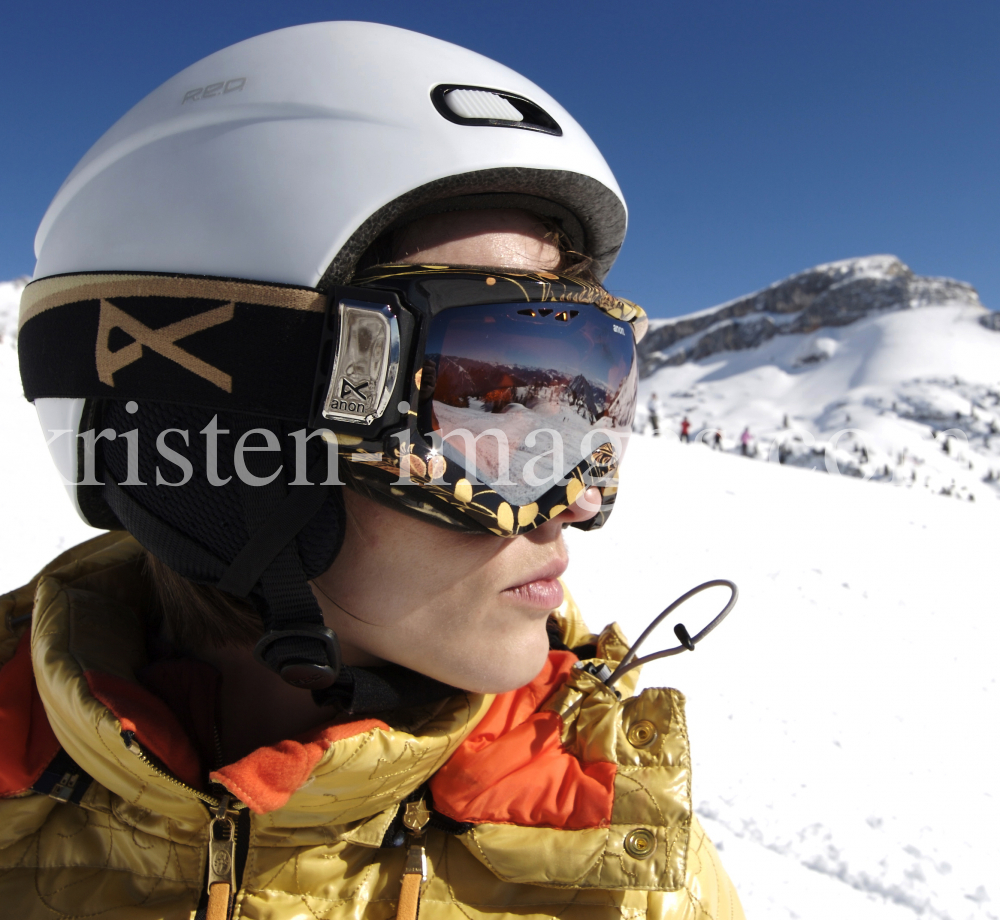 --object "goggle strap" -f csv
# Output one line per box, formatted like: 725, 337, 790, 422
18, 272, 327, 421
